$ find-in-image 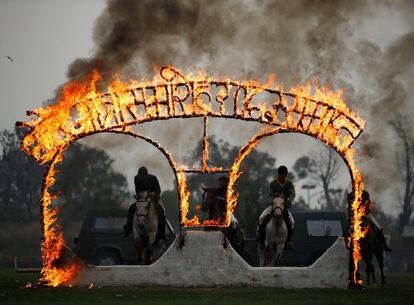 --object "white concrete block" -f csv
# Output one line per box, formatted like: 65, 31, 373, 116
73, 230, 349, 288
